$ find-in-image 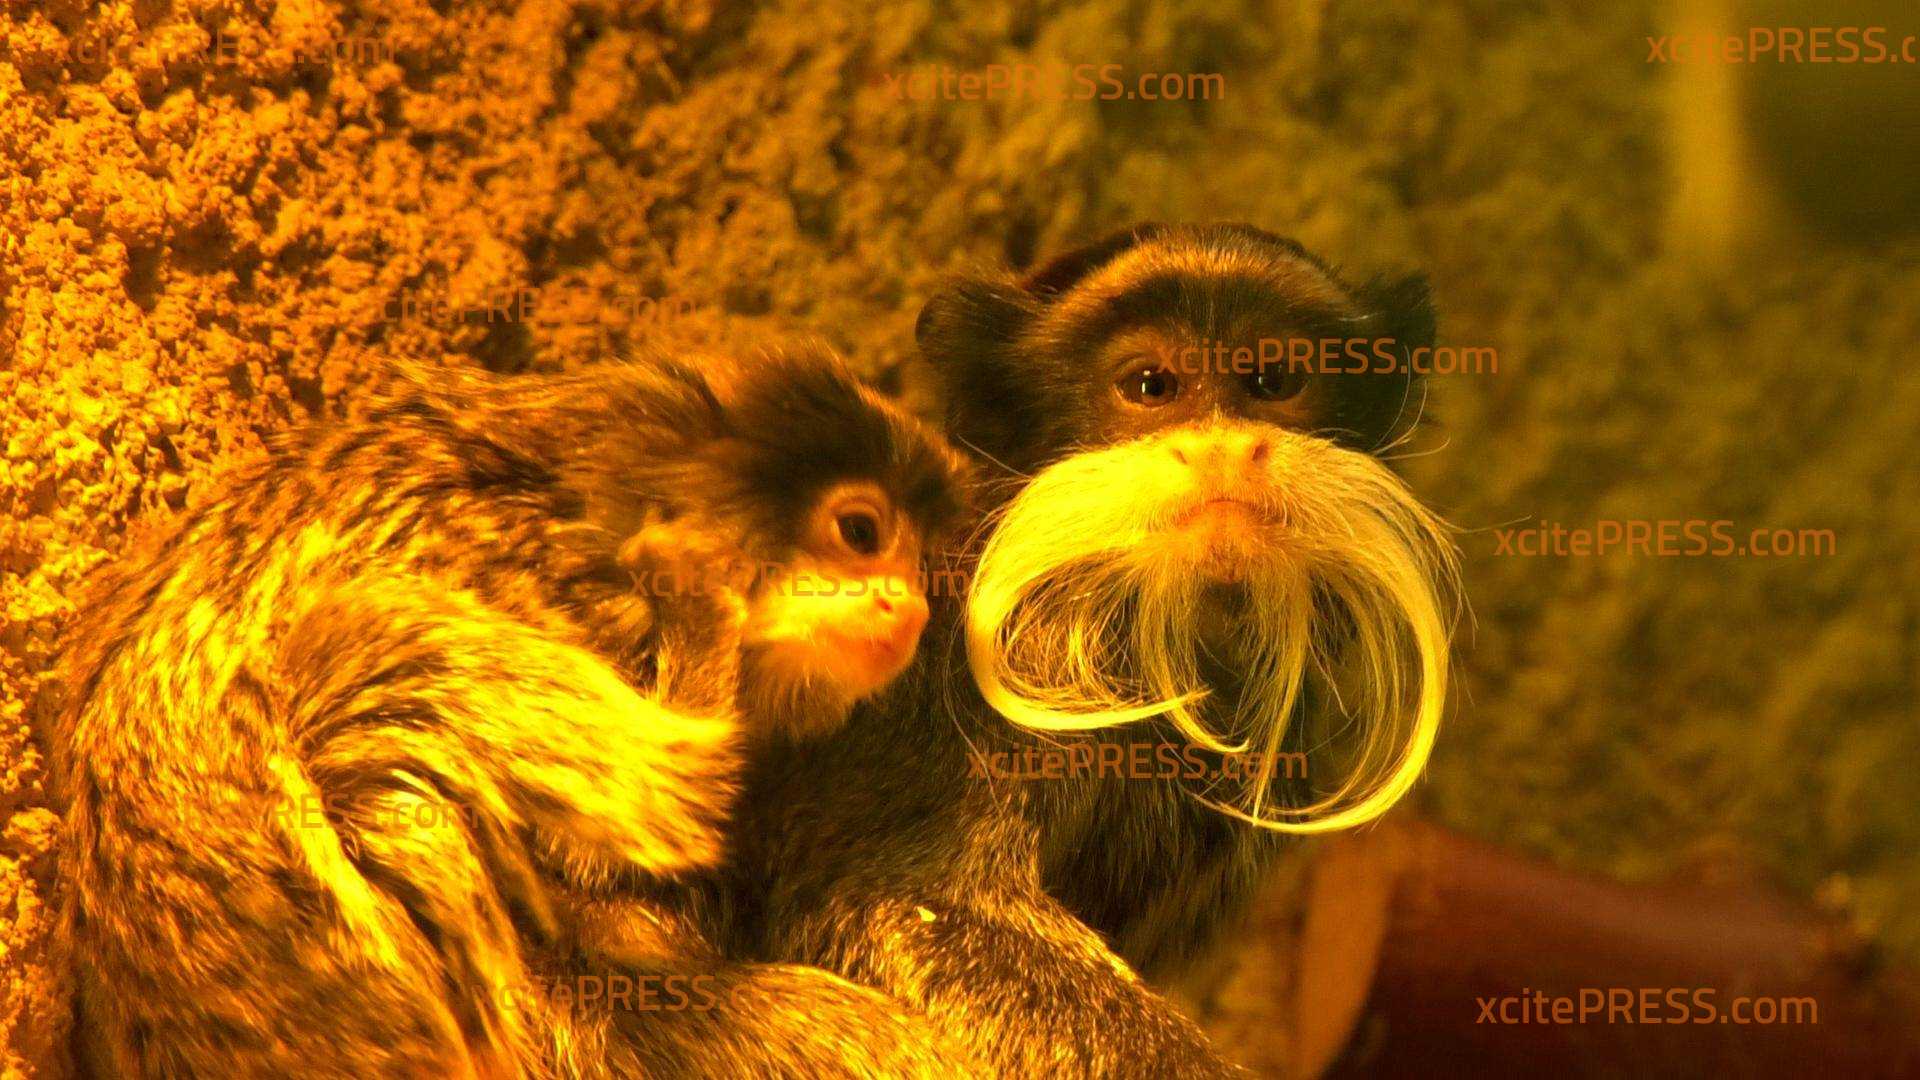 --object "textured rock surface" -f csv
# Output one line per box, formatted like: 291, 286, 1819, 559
3, 0, 1915, 1074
